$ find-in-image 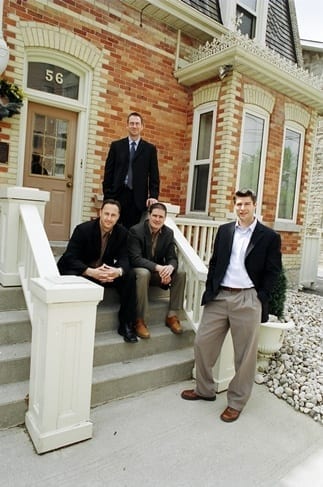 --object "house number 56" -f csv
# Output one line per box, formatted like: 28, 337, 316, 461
45, 69, 64, 85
